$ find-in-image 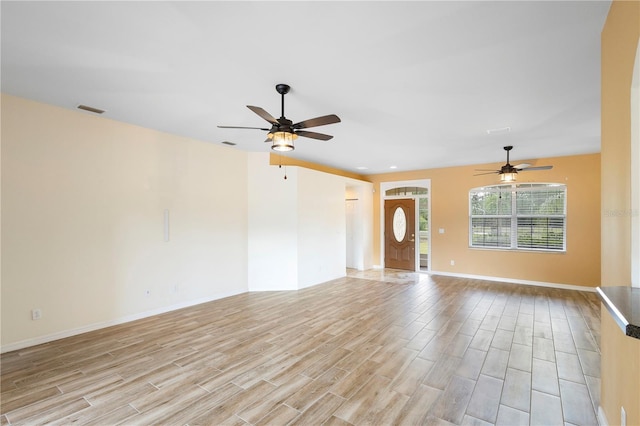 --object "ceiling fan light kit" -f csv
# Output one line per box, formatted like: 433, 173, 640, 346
269, 131, 297, 152
218, 83, 340, 153
500, 172, 518, 183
